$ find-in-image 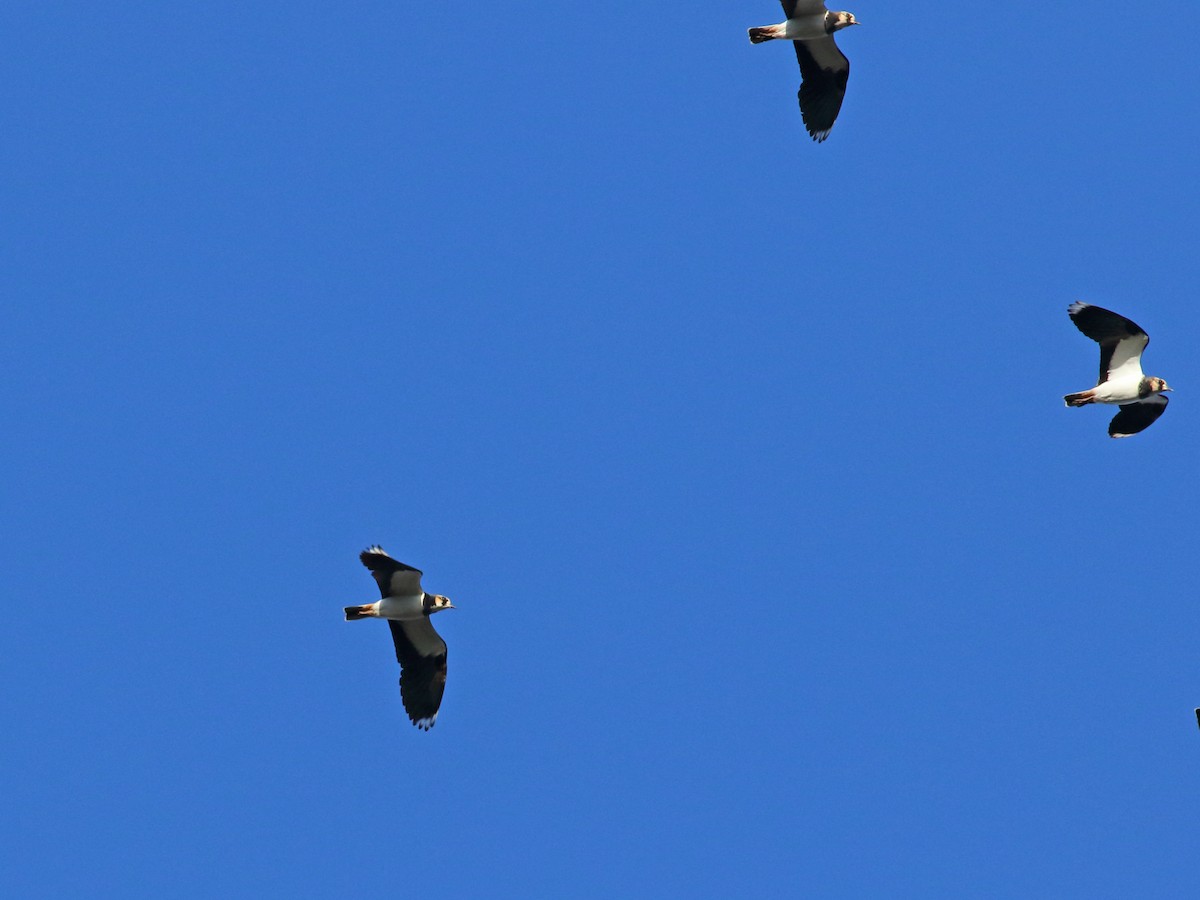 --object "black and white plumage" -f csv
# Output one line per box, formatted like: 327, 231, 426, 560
748, 0, 859, 142
1063, 302, 1173, 438
344, 546, 454, 730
